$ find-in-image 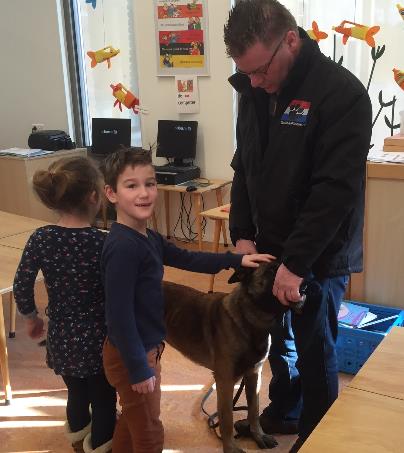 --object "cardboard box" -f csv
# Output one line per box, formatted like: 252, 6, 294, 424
383, 134, 404, 151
